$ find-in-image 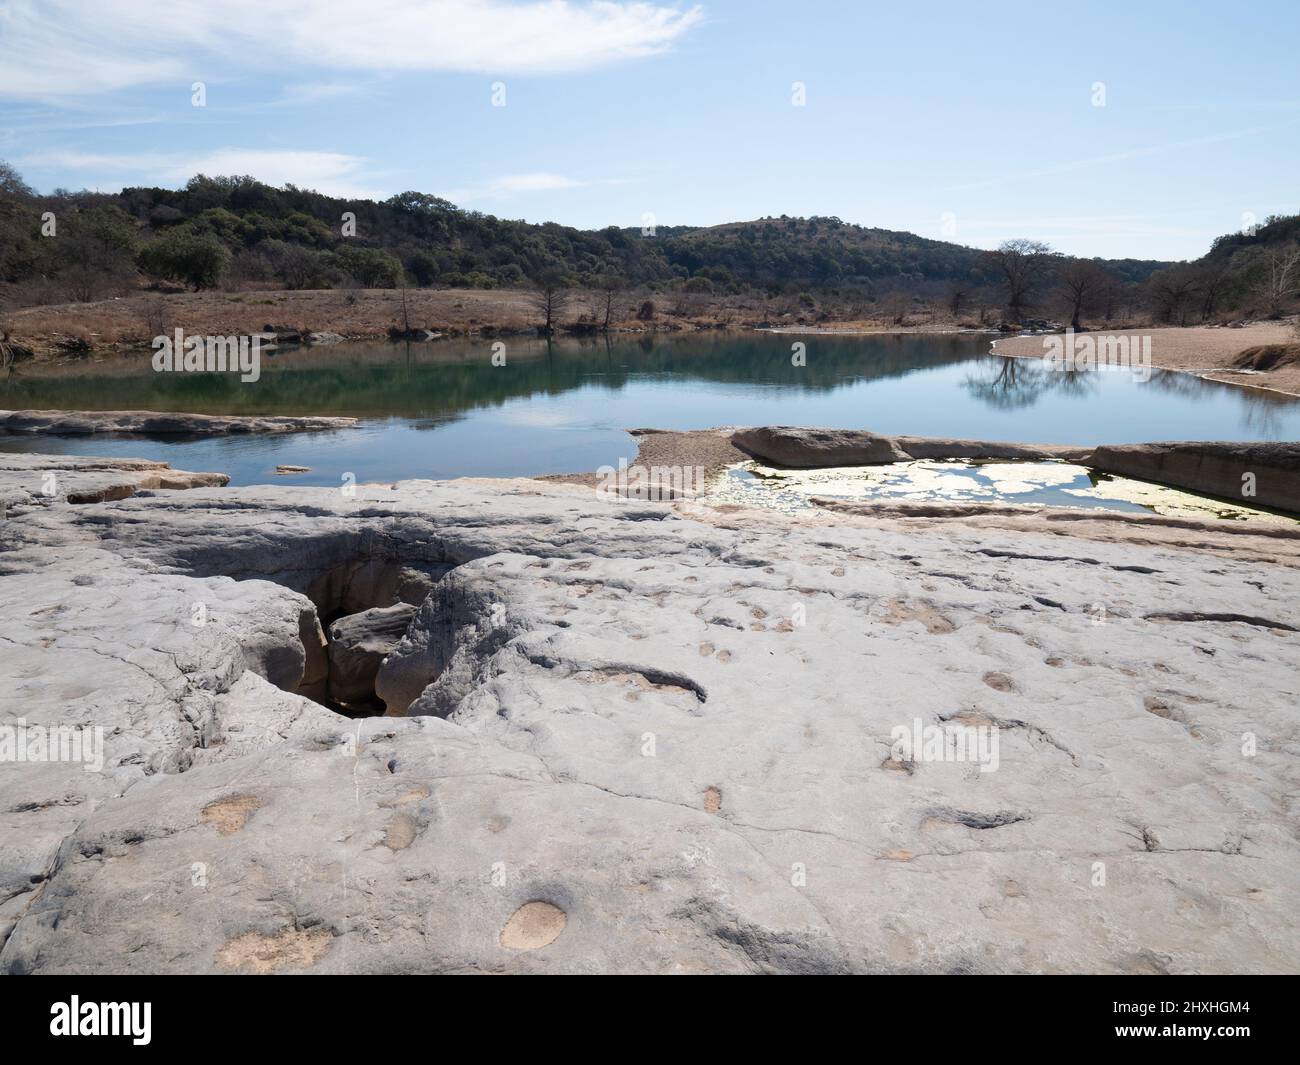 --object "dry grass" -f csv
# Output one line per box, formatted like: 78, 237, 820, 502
1, 287, 730, 354
3, 286, 989, 358
1232, 343, 1300, 372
